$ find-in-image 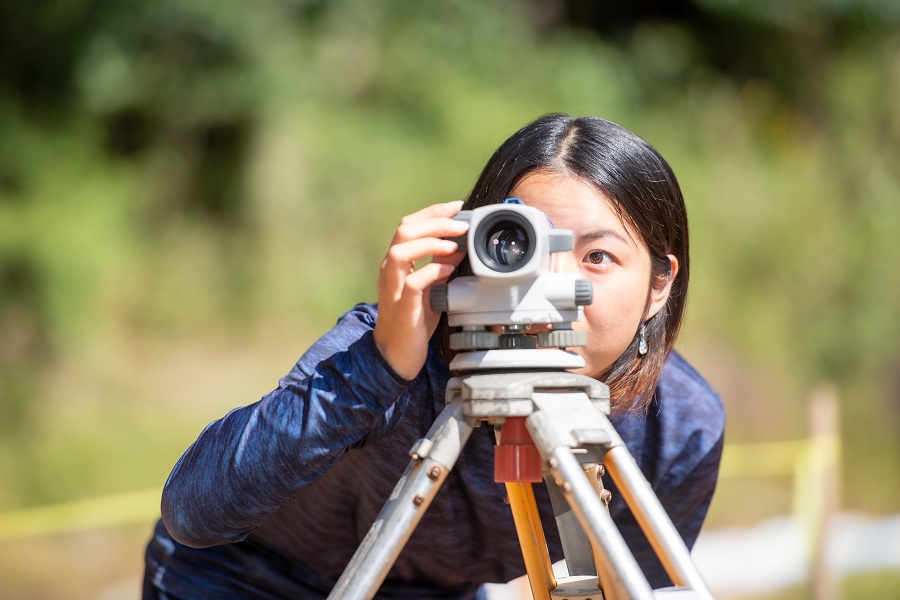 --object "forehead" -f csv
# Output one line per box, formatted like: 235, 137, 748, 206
509, 171, 640, 244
